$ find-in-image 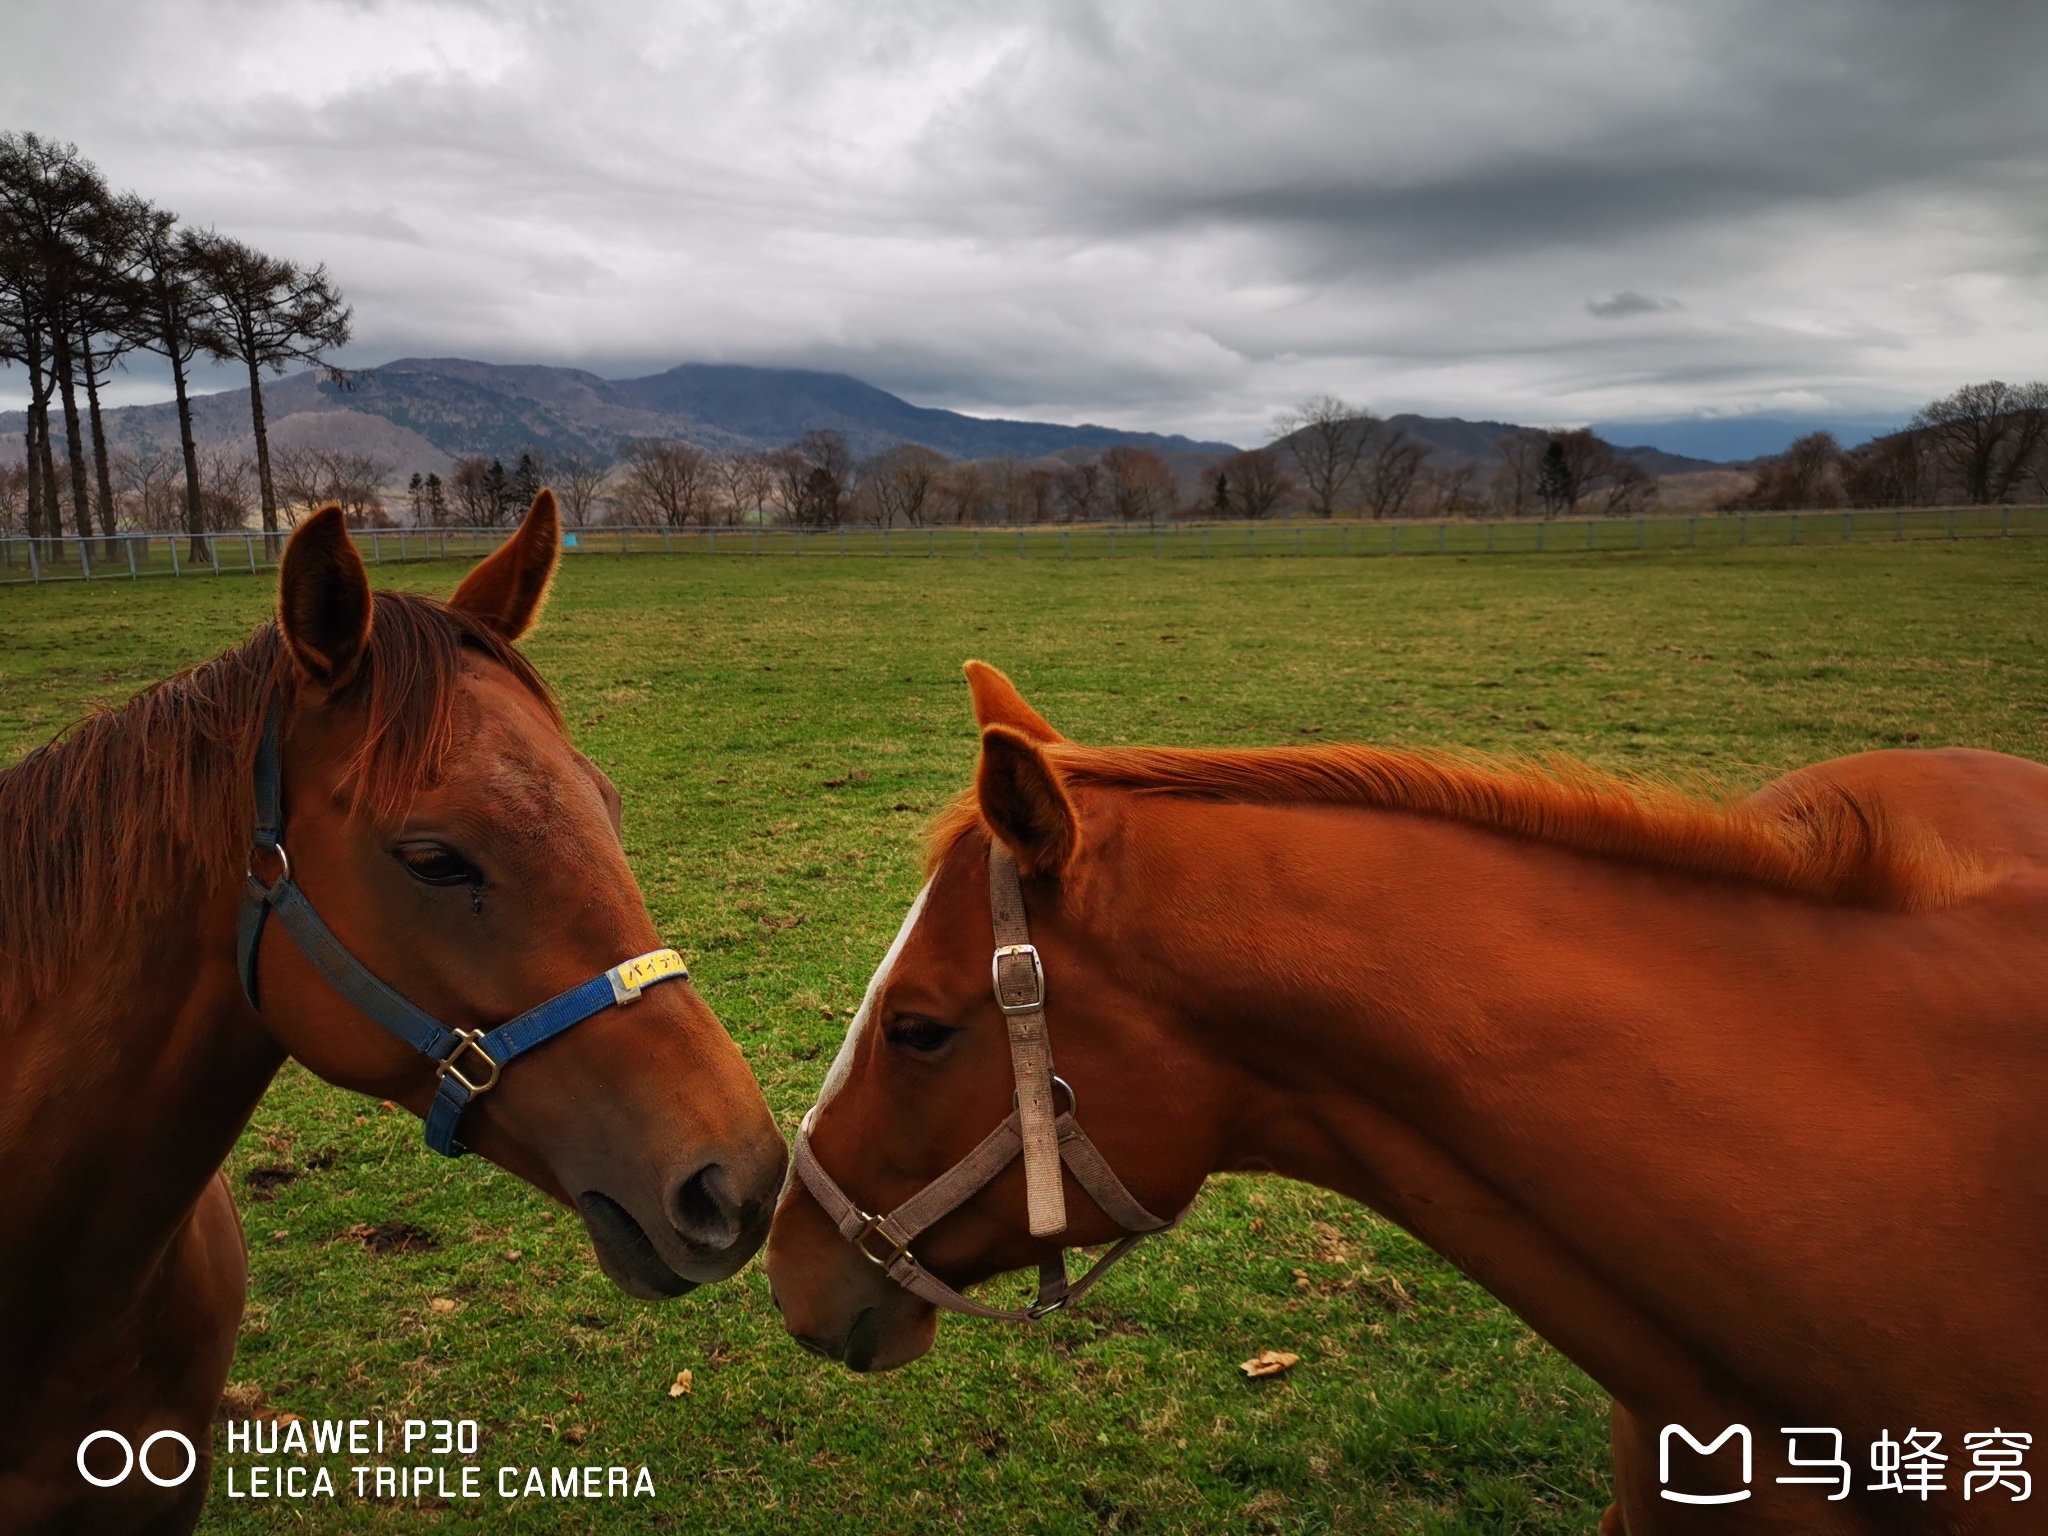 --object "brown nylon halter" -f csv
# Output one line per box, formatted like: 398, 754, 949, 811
792, 842, 1178, 1321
